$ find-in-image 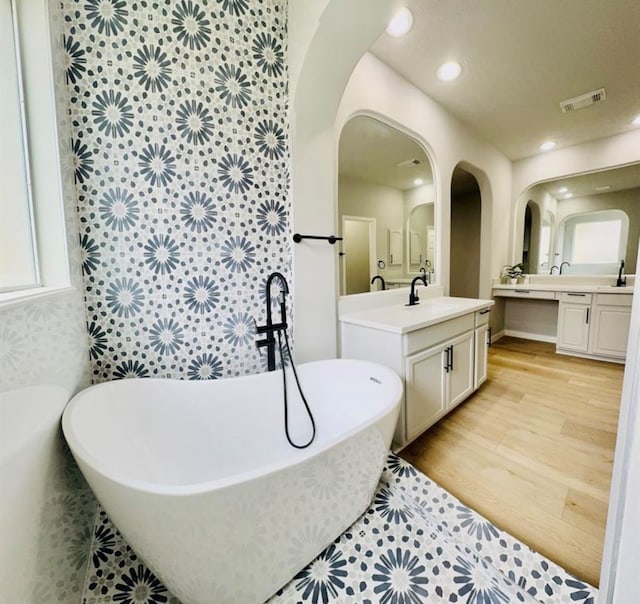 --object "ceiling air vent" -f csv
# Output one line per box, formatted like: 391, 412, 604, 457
560, 88, 606, 113
396, 158, 422, 168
